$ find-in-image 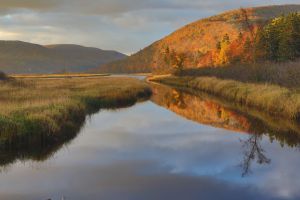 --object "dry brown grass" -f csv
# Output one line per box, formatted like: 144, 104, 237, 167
11, 73, 109, 79
178, 60, 300, 89
151, 75, 300, 120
